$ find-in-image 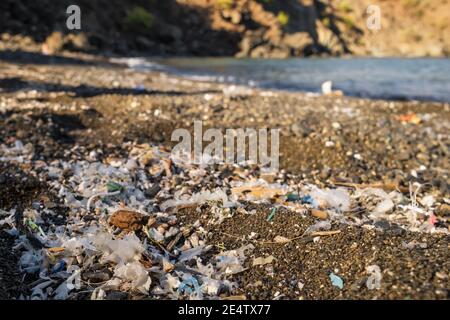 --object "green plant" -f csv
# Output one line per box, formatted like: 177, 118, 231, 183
123, 6, 154, 33
342, 16, 356, 29
338, 1, 353, 13
218, 0, 234, 9
277, 11, 289, 26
